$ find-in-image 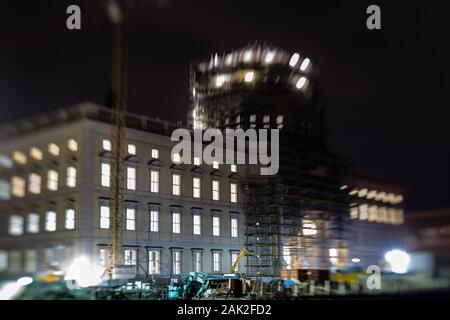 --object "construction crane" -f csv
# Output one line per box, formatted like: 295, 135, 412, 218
106, 0, 129, 279
229, 247, 250, 274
